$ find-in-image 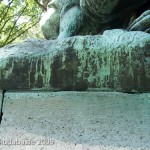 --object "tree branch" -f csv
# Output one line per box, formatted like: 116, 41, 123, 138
3, 4, 28, 45
33, 0, 47, 11
0, 0, 13, 23
5, 20, 39, 46
9, 16, 35, 38
0, 11, 21, 32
